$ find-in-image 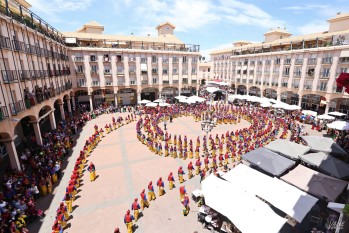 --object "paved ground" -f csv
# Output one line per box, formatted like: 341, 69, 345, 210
32, 113, 251, 233
33, 112, 328, 233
